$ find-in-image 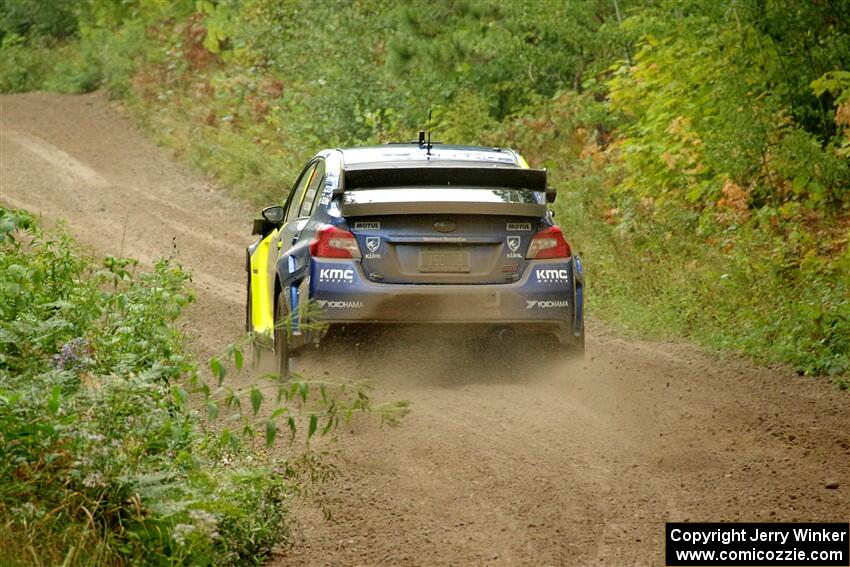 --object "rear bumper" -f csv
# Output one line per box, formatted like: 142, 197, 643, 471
307, 257, 583, 337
